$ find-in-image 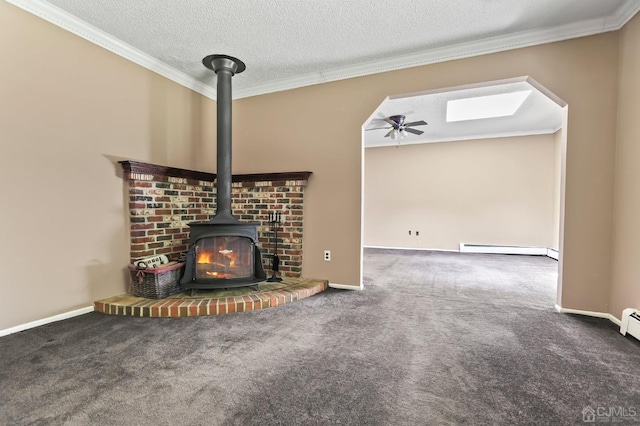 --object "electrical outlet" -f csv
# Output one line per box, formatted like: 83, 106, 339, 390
324, 250, 331, 261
